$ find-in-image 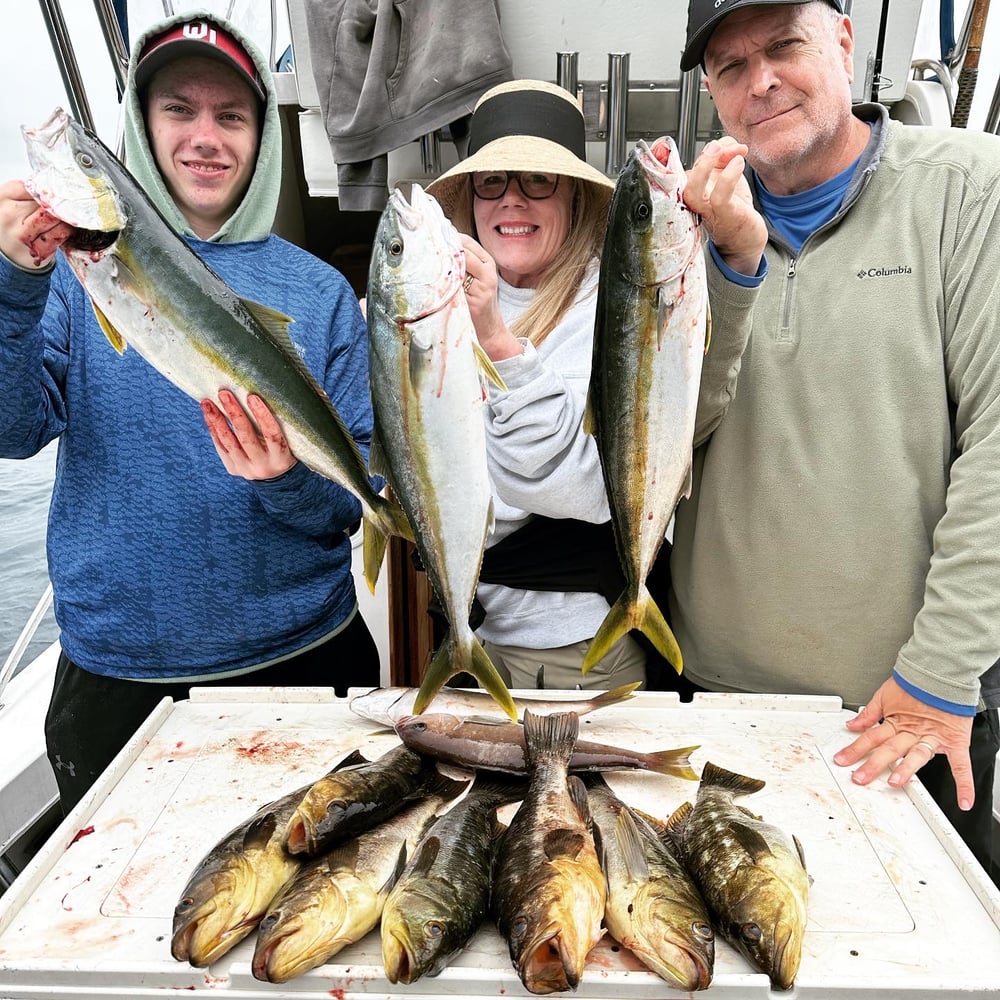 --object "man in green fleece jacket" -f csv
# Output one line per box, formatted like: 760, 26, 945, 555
671, 0, 1000, 883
